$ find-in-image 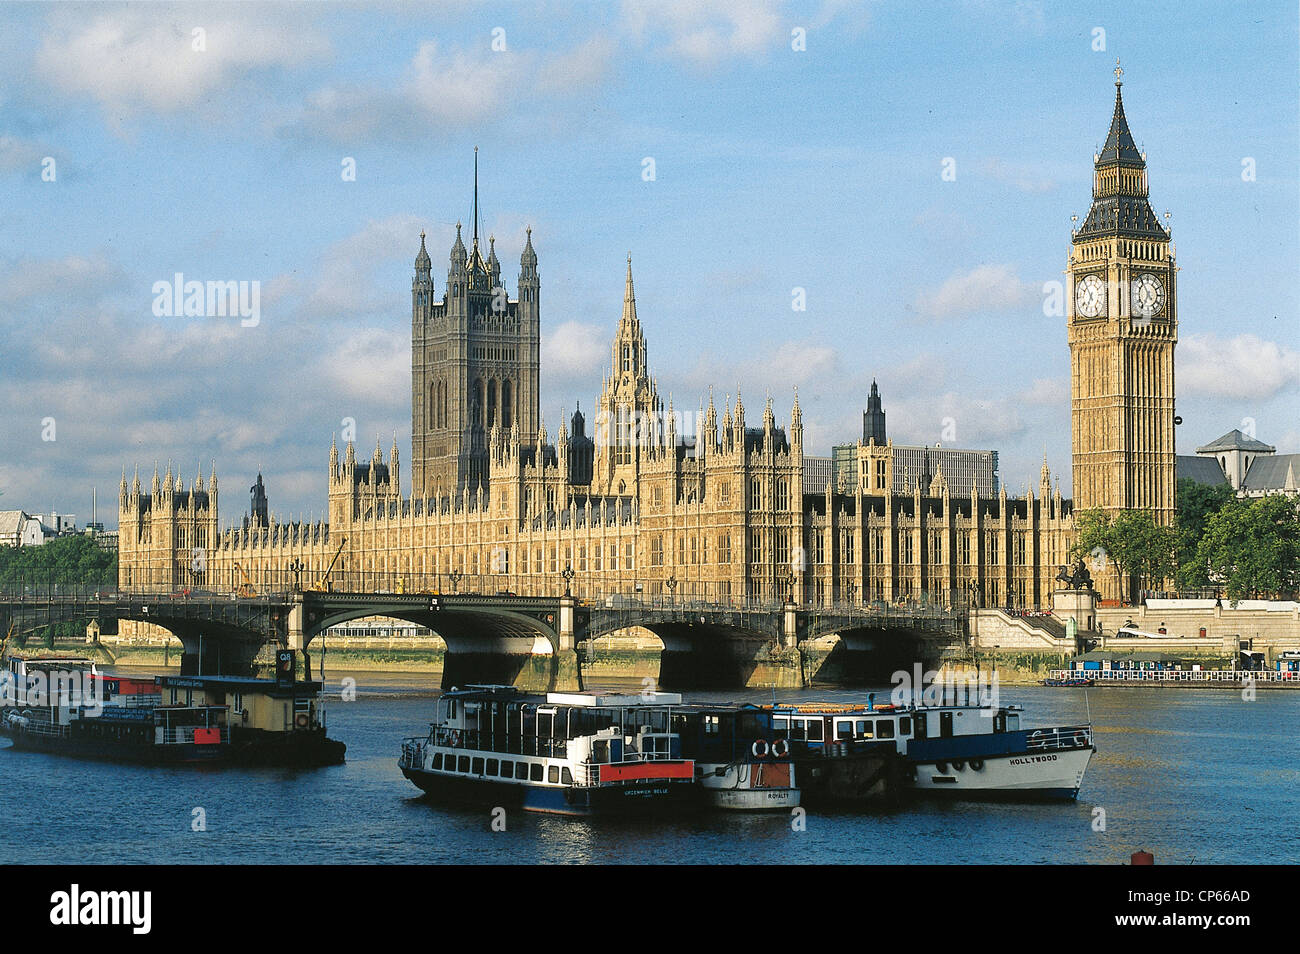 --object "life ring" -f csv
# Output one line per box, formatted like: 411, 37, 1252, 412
294, 713, 309, 729
751, 739, 769, 759
771, 739, 789, 758
1074, 731, 1089, 748
970, 759, 985, 772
